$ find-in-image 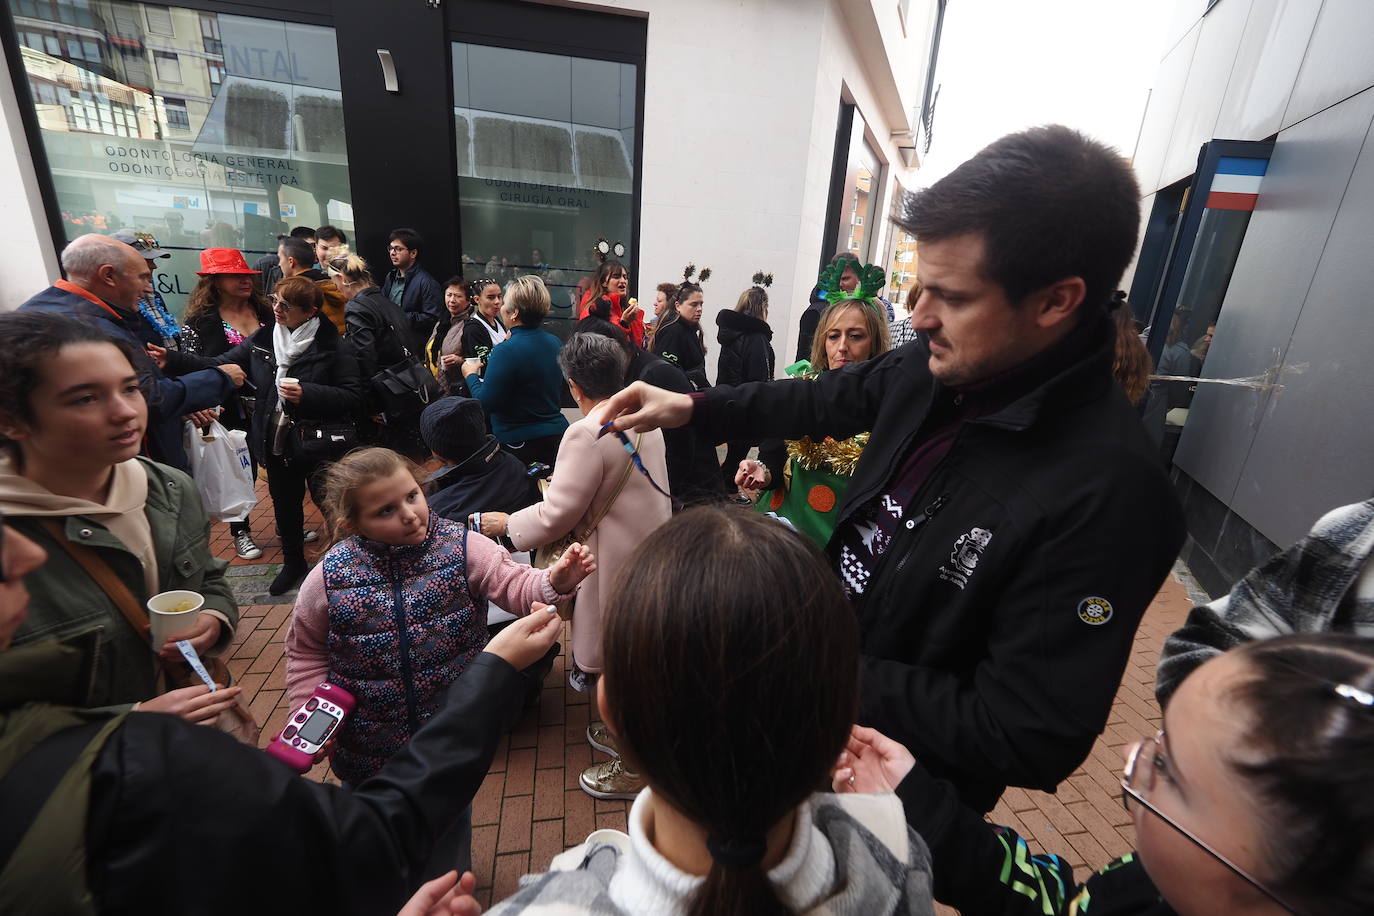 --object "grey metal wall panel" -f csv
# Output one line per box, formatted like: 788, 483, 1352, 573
1214, 0, 1322, 140
1173, 87, 1374, 517
1285, 0, 1374, 127
1227, 98, 1374, 545
1134, 23, 1201, 195
1160, 0, 1207, 60
1160, 0, 1253, 185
